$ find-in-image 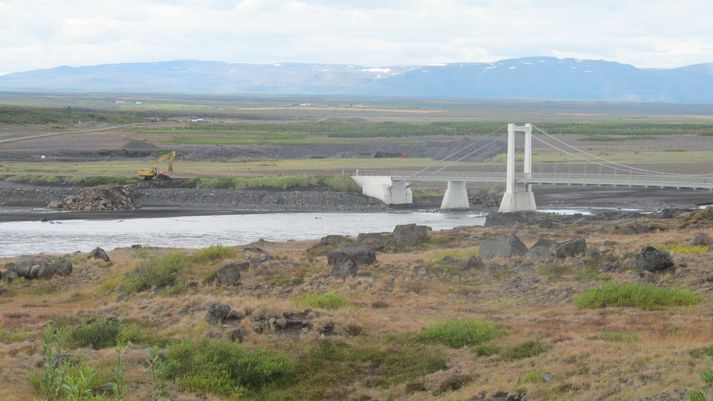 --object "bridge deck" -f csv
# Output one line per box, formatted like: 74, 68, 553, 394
352, 171, 713, 190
